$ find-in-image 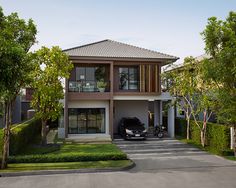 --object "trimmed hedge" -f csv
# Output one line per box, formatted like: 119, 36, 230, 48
175, 118, 231, 154
175, 118, 187, 138
0, 118, 41, 155
8, 153, 127, 163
